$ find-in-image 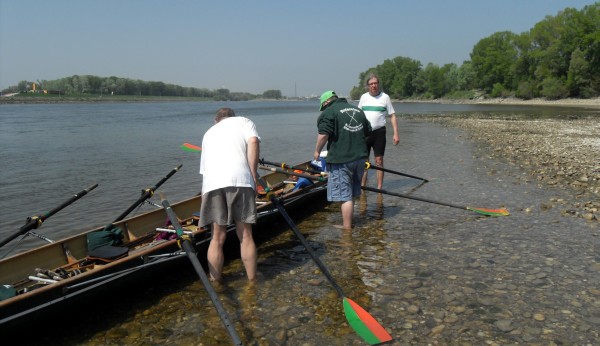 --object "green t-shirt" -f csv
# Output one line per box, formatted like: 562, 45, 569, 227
317, 98, 372, 164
